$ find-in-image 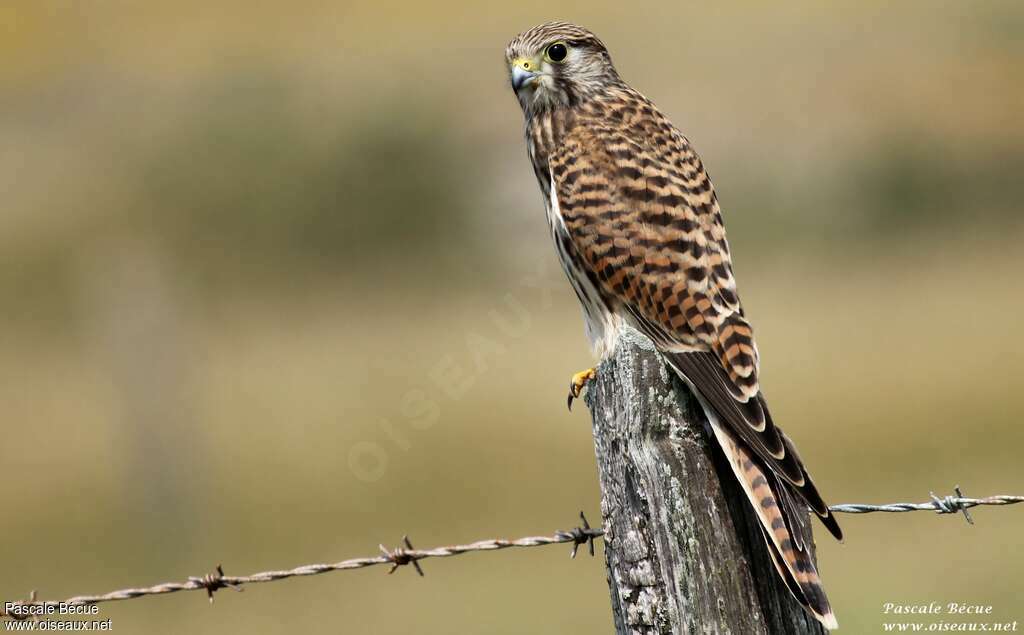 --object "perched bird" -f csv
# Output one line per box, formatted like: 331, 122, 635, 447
506, 21, 843, 629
